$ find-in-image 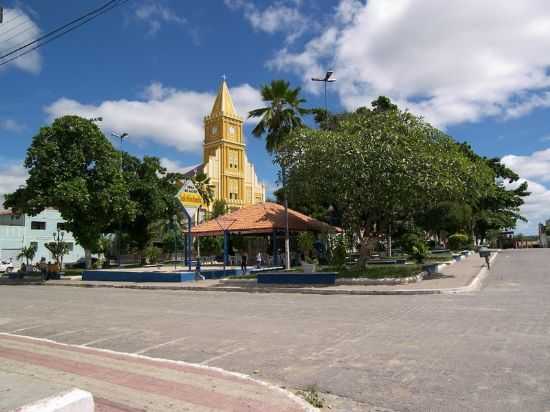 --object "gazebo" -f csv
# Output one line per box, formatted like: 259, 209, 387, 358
191, 202, 340, 267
